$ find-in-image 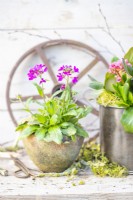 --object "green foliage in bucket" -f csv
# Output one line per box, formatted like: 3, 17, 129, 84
89, 47, 133, 133
16, 65, 91, 144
